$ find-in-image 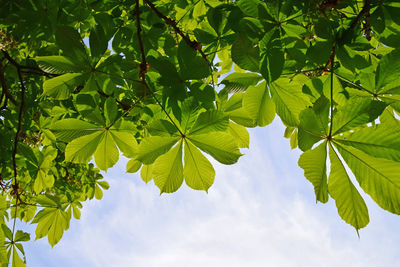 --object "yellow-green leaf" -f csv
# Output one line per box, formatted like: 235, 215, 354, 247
329, 144, 369, 230
153, 142, 184, 193
184, 139, 215, 191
